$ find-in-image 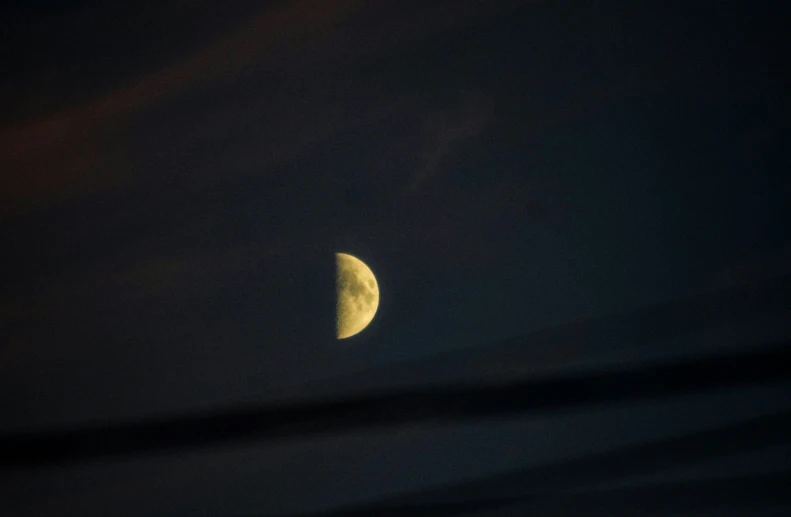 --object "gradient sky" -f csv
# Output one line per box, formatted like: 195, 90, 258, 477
1, 1, 789, 515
